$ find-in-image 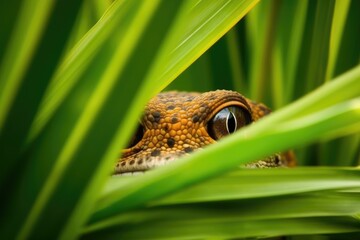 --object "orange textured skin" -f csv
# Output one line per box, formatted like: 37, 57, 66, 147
115, 90, 295, 174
